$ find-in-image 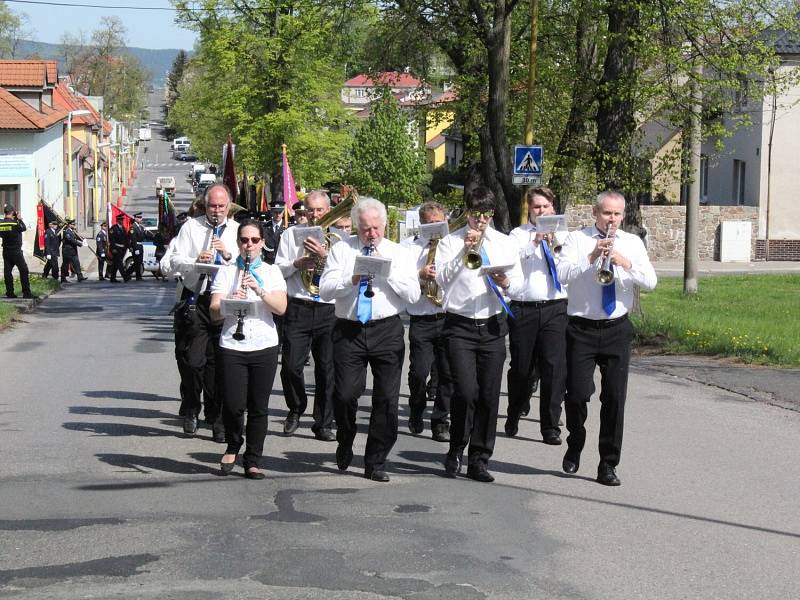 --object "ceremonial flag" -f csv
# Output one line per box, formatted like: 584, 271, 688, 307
159, 189, 177, 243
259, 179, 268, 212
222, 135, 238, 204
281, 144, 297, 227
33, 200, 62, 263
107, 203, 133, 232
